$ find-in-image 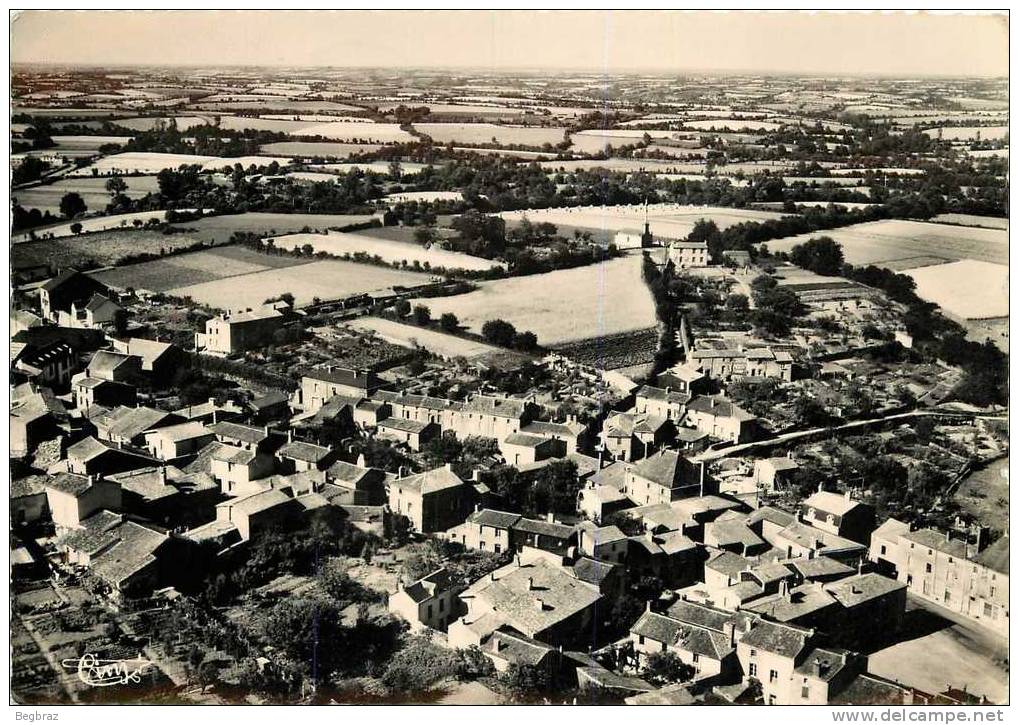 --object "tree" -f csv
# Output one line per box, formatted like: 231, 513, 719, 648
394, 299, 411, 317
412, 304, 431, 326
69, 222, 83, 236
381, 634, 460, 693
481, 319, 517, 347
725, 293, 749, 312
513, 330, 538, 352
500, 663, 553, 702
790, 236, 845, 277
414, 224, 437, 246
59, 192, 87, 219
439, 312, 459, 332
105, 176, 128, 197
643, 651, 695, 685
